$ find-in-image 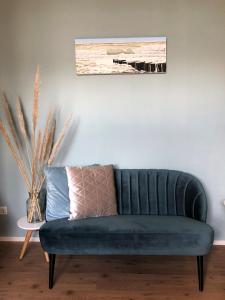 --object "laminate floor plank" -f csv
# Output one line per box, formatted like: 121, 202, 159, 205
0, 242, 224, 300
